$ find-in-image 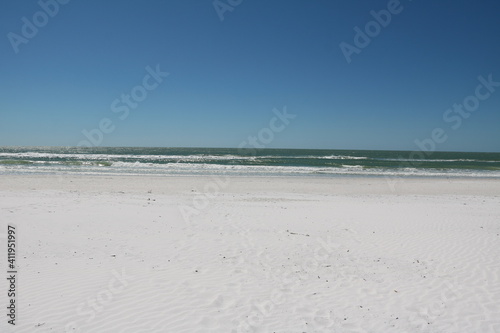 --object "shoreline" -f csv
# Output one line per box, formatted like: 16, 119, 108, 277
2, 174, 500, 196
